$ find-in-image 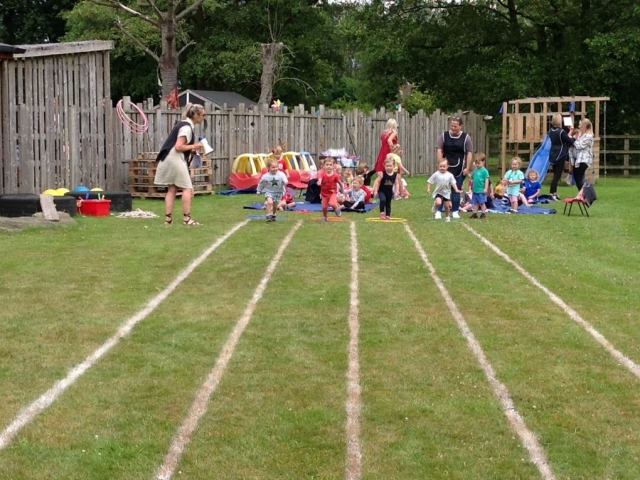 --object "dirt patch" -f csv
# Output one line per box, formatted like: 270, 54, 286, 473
0, 212, 75, 233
